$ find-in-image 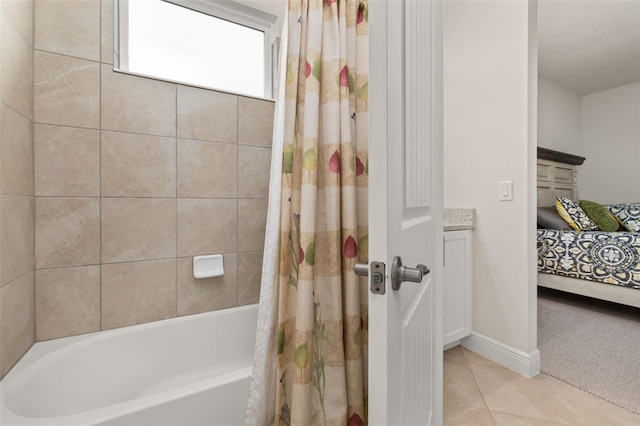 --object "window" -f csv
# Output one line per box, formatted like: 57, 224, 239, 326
115, 0, 278, 99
